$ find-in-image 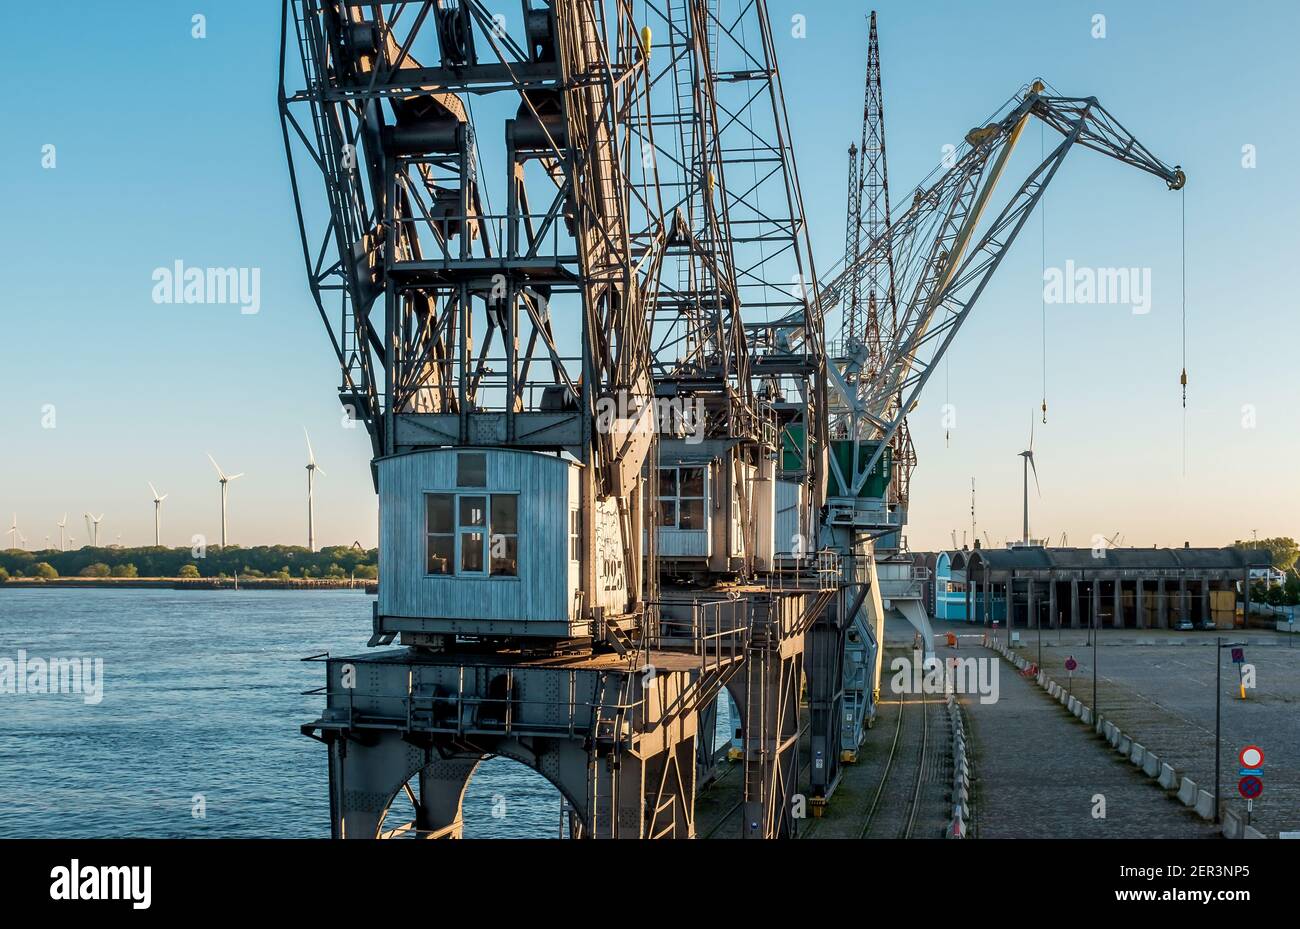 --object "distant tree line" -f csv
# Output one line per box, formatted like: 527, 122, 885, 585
0, 545, 378, 581
1234, 537, 1299, 606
